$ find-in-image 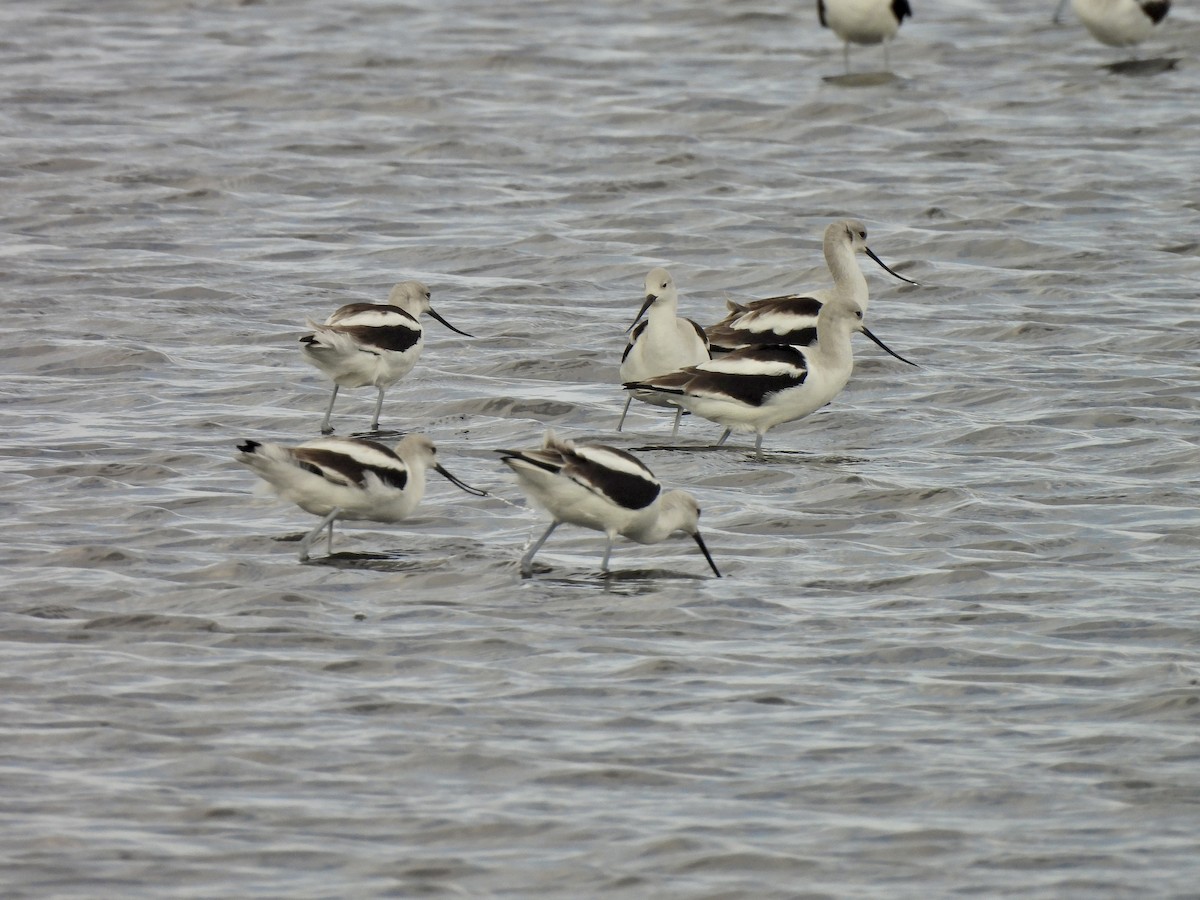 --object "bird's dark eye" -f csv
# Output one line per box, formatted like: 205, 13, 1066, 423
858, 231, 867, 239
855, 310, 863, 319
